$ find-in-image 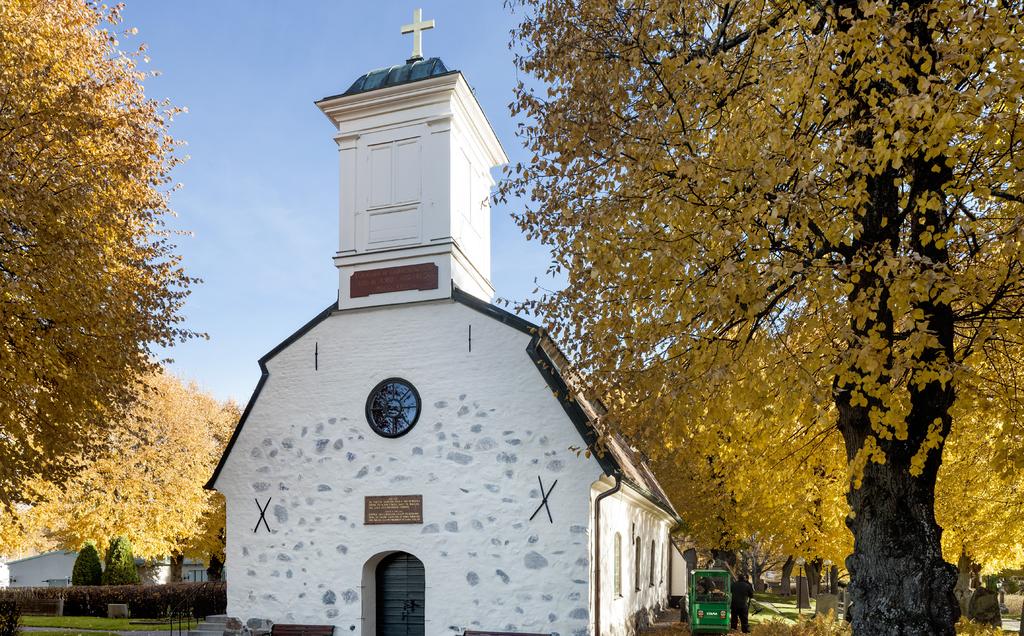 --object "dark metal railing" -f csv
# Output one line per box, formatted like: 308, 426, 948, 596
167, 582, 226, 636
